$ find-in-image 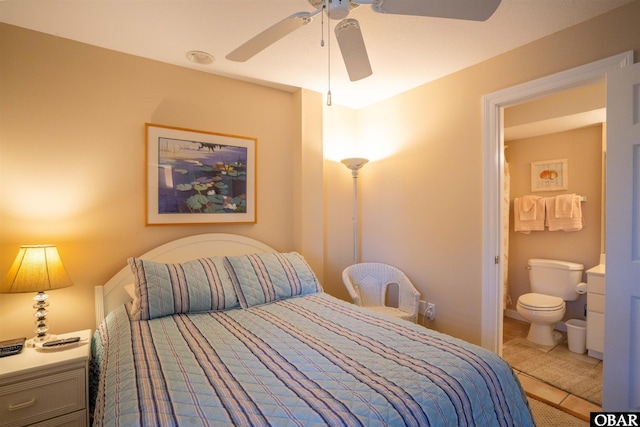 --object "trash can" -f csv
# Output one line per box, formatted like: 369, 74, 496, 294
565, 319, 587, 354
